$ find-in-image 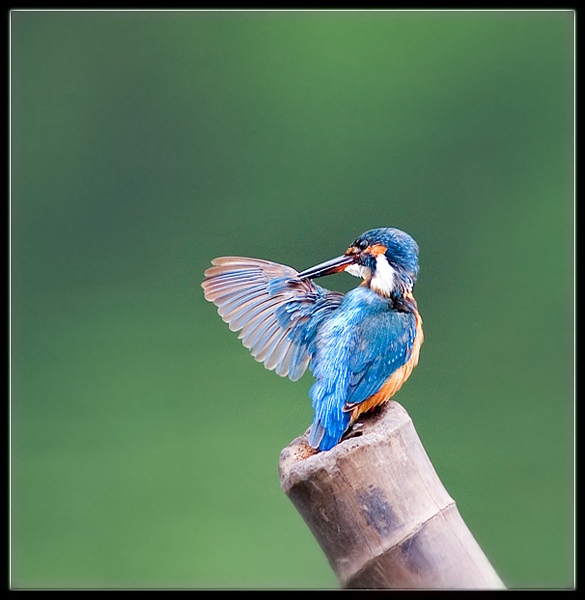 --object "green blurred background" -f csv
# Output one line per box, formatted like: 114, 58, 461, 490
11, 10, 574, 589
